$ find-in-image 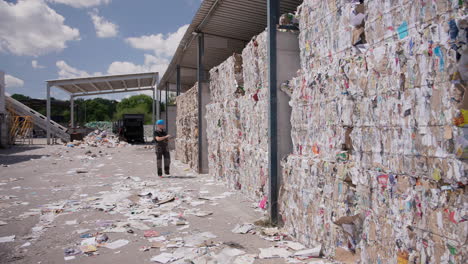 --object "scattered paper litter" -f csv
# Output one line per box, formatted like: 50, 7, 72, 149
65, 220, 78, 225
104, 239, 129, 249
232, 223, 254, 234
0, 235, 15, 243
151, 242, 164, 248
183, 232, 217, 247
80, 245, 97, 253
262, 227, 279, 236
20, 242, 31, 248
190, 201, 205, 206
293, 246, 322, 258
144, 230, 160, 237
194, 211, 213, 217
130, 221, 151, 230
64, 256, 76, 261
279, 241, 306, 251
76, 229, 90, 234
259, 247, 291, 259
150, 252, 177, 263
0, 220, 7, 226
234, 254, 256, 264
148, 236, 166, 242
81, 237, 97, 246
214, 248, 246, 263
